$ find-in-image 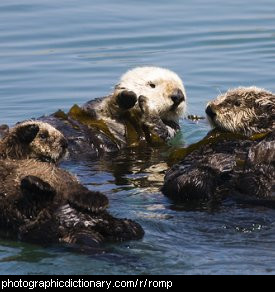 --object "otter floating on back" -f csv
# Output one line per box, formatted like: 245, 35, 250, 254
0, 121, 144, 250
0, 159, 144, 248
162, 87, 275, 208
40, 66, 186, 159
